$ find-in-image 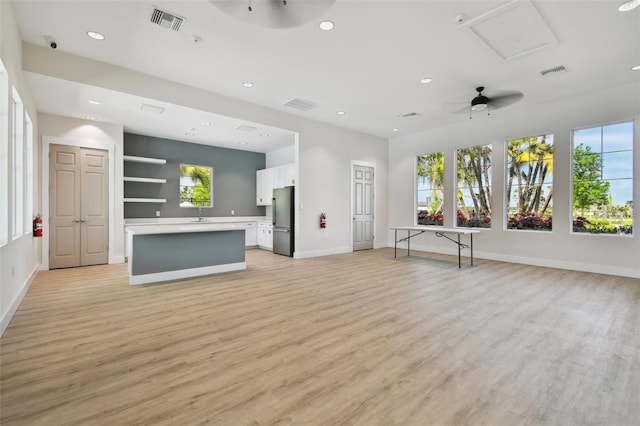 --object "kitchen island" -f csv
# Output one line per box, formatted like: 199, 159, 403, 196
126, 223, 246, 285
